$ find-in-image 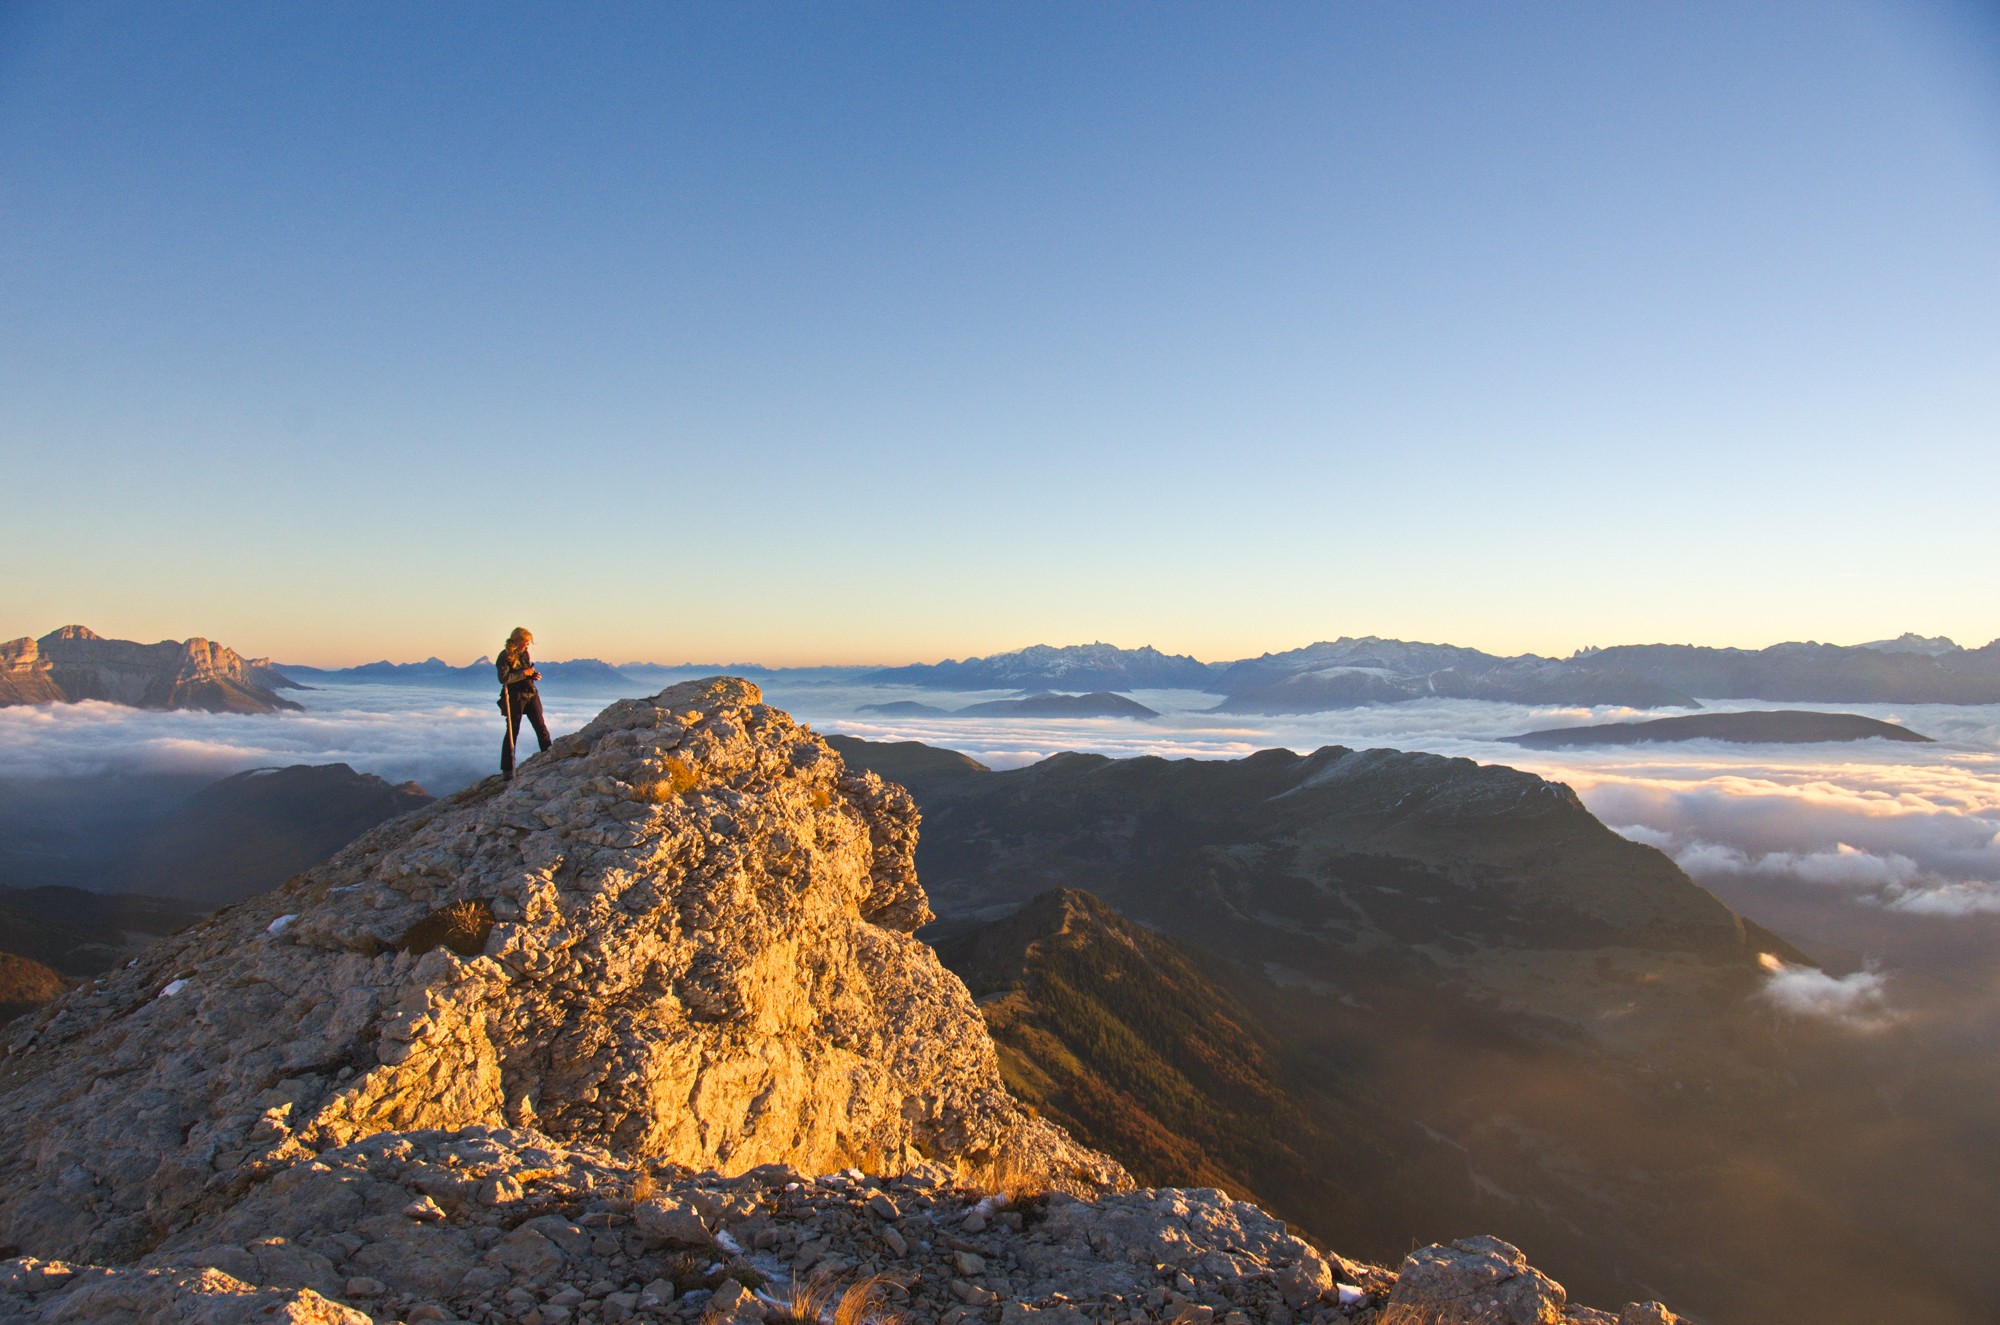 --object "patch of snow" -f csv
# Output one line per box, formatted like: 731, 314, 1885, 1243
267, 914, 298, 936
1338, 1285, 1369, 1306
158, 979, 188, 998
712, 1229, 742, 1255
